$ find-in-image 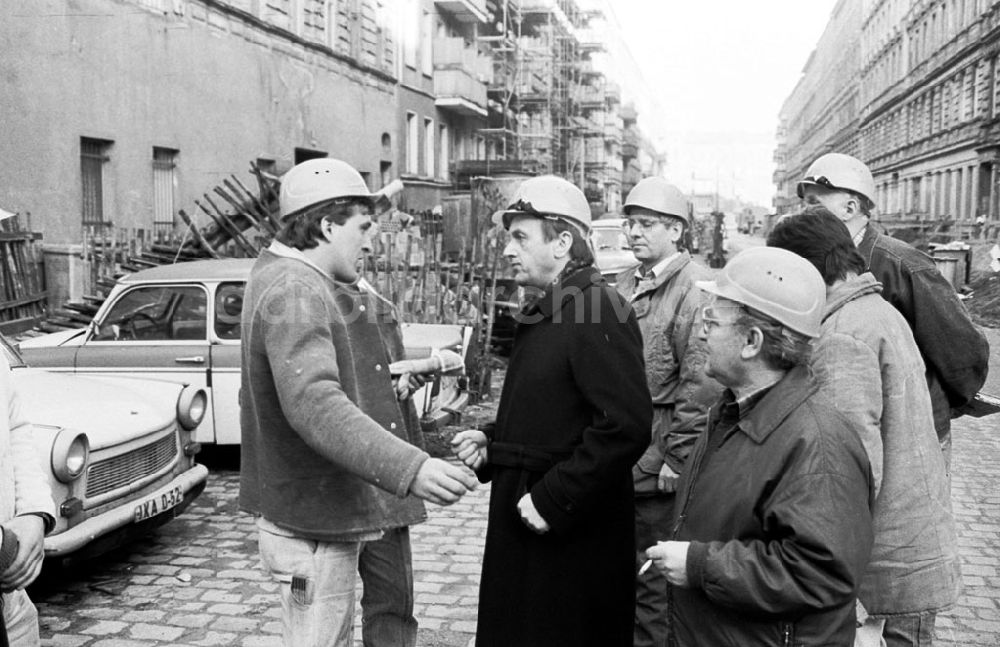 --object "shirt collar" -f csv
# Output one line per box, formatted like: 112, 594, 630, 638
637, 251, 680, 280
267, 240, 329, 277
266, 242, 388, 303
720, 380, 780, 421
